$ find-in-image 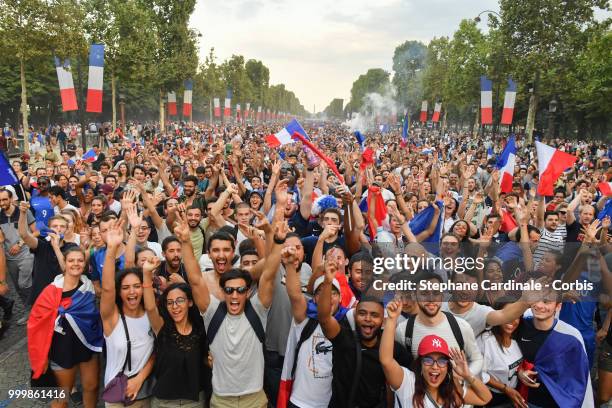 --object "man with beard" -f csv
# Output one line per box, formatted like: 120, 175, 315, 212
179, 175, 205, 211
185, 205, 206, 258
0, 189, 36, 324
395, 272, 483, 376
158, 236, 187, 283
318, 260, 410, 408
